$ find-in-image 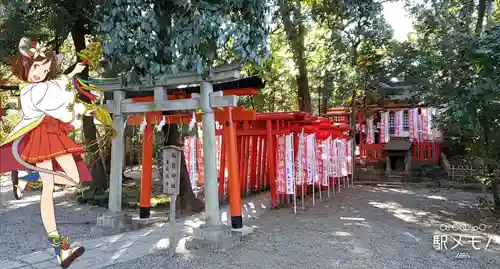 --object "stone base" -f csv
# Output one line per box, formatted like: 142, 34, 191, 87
185, 224, 254, 251
96, 213, 134, 232
231, 225, 254, 236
